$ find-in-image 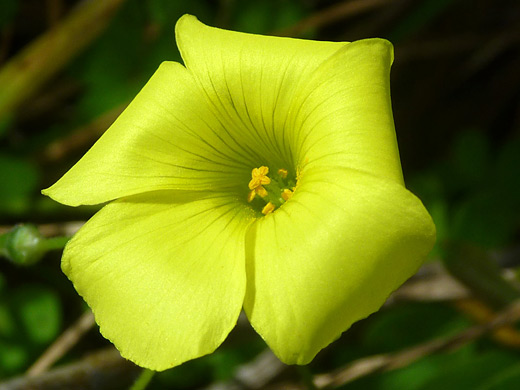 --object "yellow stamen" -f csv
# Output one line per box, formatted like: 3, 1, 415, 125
262, 202, 275, 215
281, 189, 293, 201
254, 166, 269, 177
247, 190, 256, 203
277, 168, 288, 179
249, 166, 271, 190
246, 166, 294, 213
256, 186, 268, 198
